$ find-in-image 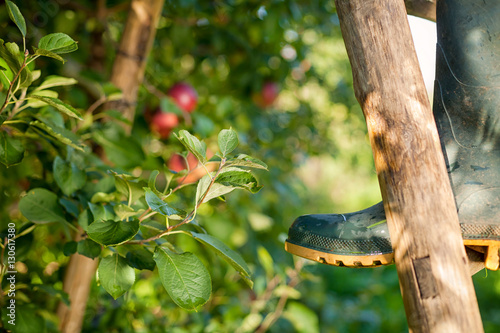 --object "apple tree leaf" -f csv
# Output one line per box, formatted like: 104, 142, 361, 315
98, 254, 135, 299
153, 247, 211, 311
